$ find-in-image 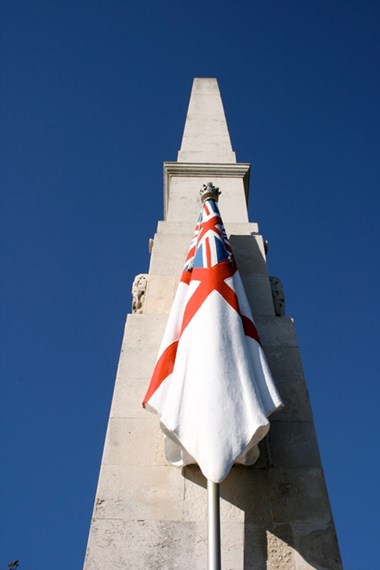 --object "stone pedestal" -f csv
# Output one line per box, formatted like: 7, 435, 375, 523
84, 78, 342, 569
